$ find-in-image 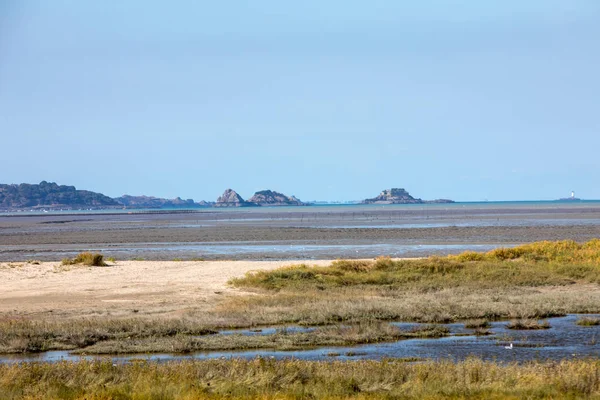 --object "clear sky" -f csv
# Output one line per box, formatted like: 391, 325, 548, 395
1, 1, 599, 202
